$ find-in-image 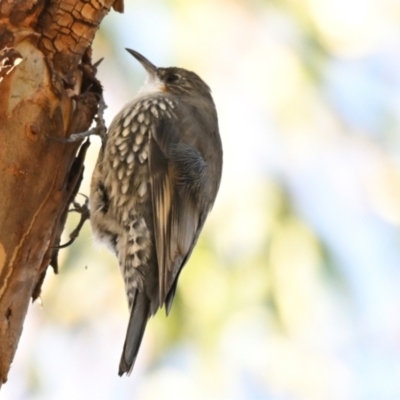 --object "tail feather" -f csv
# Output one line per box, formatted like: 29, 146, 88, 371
118, 289, 150, 376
